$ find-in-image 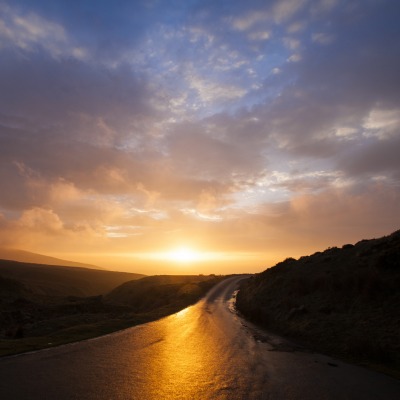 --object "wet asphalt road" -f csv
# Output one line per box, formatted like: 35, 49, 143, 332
0, 275, 399, 399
